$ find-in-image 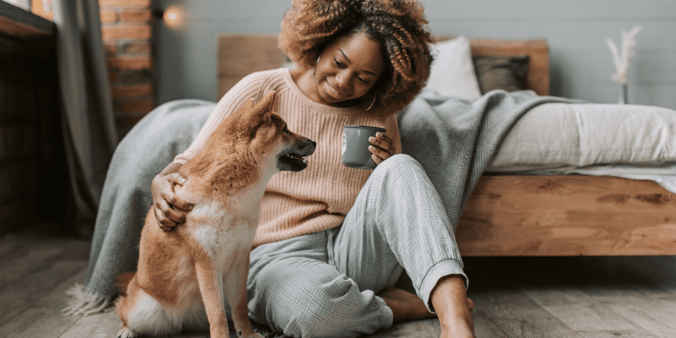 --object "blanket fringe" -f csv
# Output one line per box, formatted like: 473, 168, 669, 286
61, 284, 115, 316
